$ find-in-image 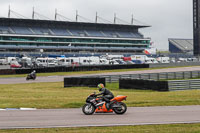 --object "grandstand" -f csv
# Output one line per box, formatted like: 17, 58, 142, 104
0, 17, 151, 55
168, 38, 193, 54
